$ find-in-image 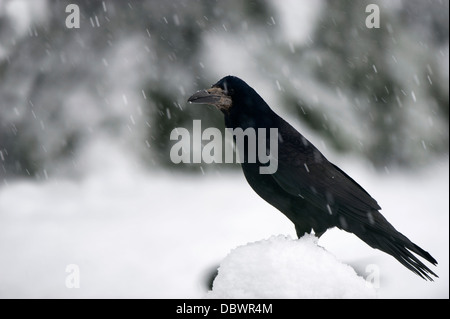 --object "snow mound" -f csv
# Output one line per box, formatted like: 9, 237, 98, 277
207, 235, 377, 299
